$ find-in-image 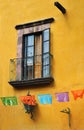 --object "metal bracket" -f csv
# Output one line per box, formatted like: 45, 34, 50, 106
24, 104, 34, 119
60, 107, 71, 127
